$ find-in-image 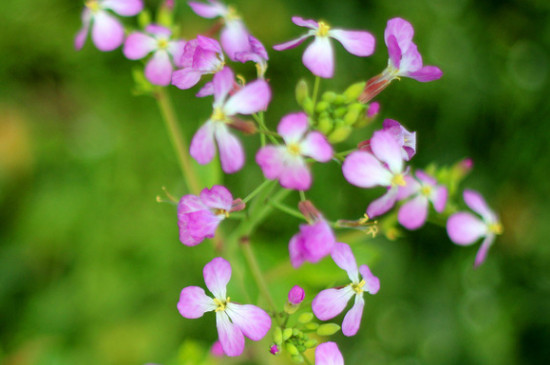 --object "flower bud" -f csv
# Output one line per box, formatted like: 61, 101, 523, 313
291, 354, 304, 363
283, 328, 293, 341
295, 80, 309, 106
316, 323, 341, 336
288, 285, 305, 305
315, 101, 330, 113
305, 339, 318, 348
298, 312, 314, 324
322, 91, 337, 103
273, 327, 283, 345
317, 117, 333, 134
305, 322, 319, 331
270, 344, 280, 355
328, 121, 352, 143
367, 101, 380, 118
286, 343, 299, 356
302, 98, 314, 115
344, 81, 367, 102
